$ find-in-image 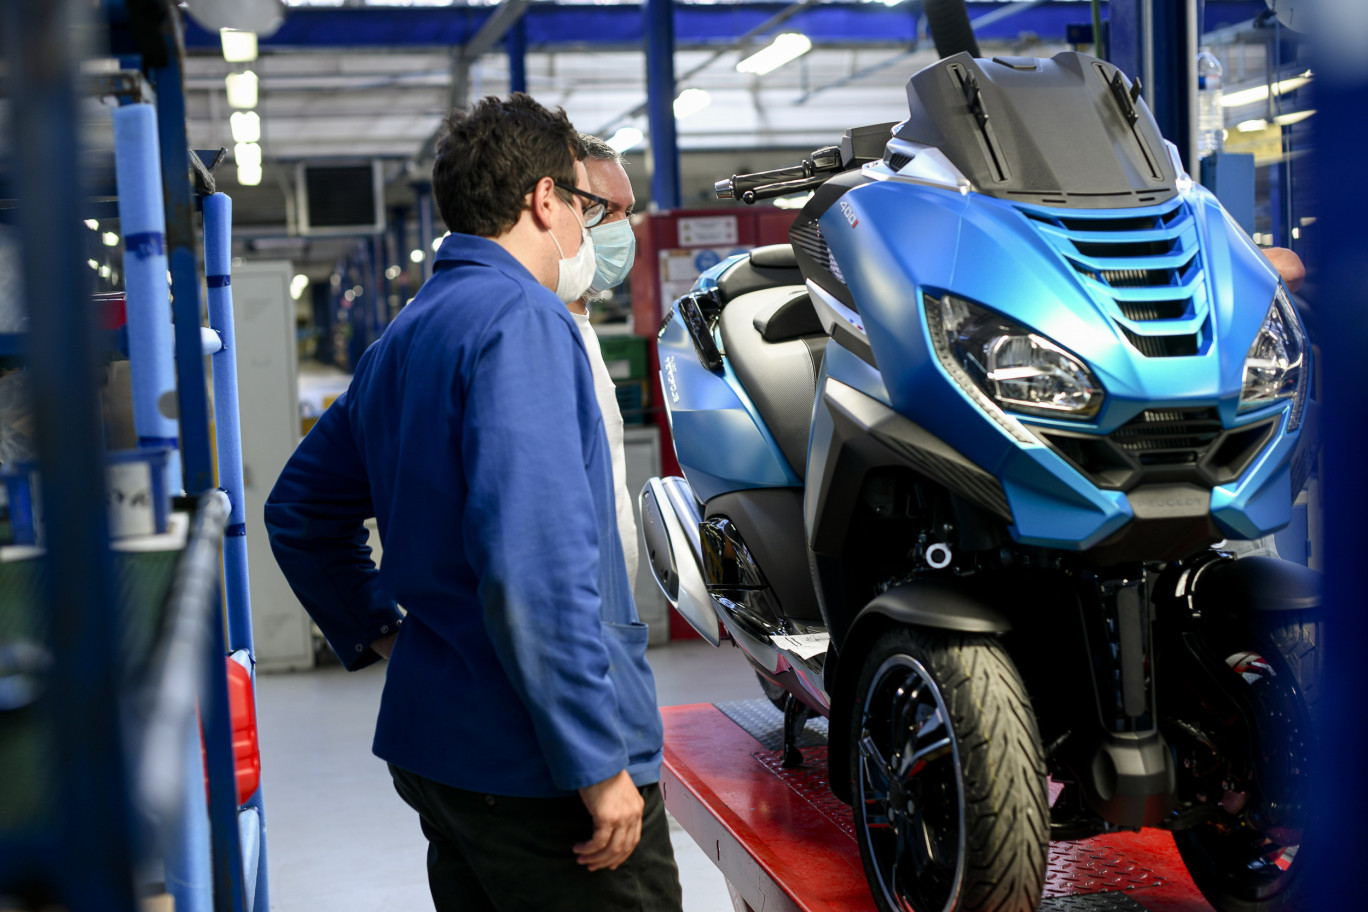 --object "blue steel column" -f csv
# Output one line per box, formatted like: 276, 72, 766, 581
2, 1, 136, 907
1110, 0, 1194, 174
1307, 7, 1368, 907
645, 0, 681, 210
146, 10, 248, 912
508, 19, 527, 94
312, 282, 335, 366
415, 181, 435, 282
370, 234, 386, 335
